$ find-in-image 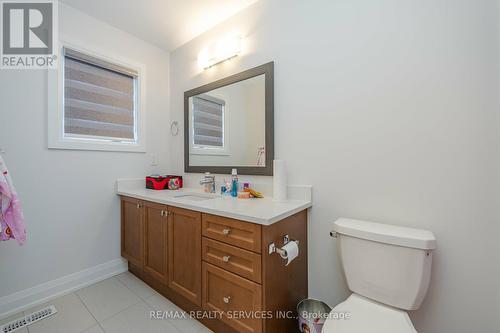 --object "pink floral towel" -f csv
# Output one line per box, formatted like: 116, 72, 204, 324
0, 155, 26, 245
